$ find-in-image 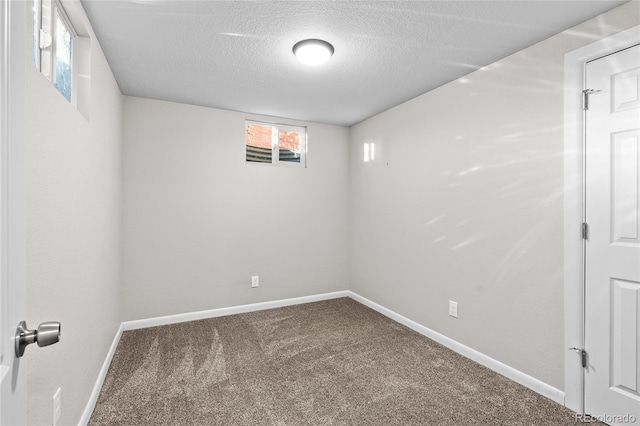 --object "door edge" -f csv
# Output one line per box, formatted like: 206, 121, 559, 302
563, 24, 640, 413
